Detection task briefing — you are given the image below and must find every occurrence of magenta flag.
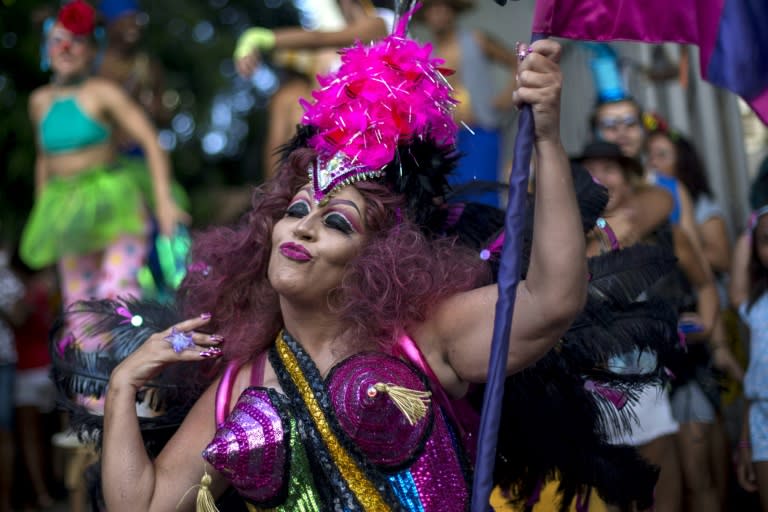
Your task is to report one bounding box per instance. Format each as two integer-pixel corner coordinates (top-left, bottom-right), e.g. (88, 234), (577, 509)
(532, 0), (768, 124)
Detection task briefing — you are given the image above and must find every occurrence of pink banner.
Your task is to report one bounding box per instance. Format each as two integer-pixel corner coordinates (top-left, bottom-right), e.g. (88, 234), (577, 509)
(532, 0), (724, 74)
(531, 0), (768, 158)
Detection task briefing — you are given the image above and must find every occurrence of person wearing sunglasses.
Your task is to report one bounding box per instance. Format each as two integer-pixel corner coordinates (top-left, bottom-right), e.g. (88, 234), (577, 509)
(590, 99), (702, 241)
(591, 101), (713, 307)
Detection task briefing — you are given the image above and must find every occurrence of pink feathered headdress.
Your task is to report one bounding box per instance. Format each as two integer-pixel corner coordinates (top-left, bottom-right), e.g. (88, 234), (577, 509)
(300, 6), (458, 204)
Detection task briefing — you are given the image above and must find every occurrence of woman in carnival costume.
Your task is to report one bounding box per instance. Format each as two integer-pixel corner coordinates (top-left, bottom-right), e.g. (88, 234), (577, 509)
(52, 8), (681, 512)
(20, 0), (188, 314)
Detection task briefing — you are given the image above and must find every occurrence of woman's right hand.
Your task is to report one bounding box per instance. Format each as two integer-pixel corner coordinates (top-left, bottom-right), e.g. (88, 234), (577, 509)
(110, 313), (223, 391)
(155, 196), (191, 238)
(235, 51), (261, 79)
(711, 344), (745, 382)
(737, 442), (758, 492)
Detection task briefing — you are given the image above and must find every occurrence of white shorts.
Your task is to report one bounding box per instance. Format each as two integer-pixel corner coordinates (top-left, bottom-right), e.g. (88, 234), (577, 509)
(670, 380), (716, 424)
(14, 366), (56, 412)
(609, 384), (679, 446)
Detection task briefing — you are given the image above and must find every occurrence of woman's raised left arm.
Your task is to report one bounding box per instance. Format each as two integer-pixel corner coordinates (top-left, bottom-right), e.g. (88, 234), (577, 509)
(415, 40), (587, 388)
(96, 78), (189, 236)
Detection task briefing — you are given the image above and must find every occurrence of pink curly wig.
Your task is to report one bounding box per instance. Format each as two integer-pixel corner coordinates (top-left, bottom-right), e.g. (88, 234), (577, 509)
(178, 148), (490, 363)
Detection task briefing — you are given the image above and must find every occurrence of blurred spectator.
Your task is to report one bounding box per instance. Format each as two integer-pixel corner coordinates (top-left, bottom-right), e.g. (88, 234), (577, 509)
(577, 140), (685, 512)
(235, 0), (395, 178)
(97, 0), (174, 156)
(647, 130), (731, 273)
(591, 99), (707, 267)
(731, 154), (768, 310)
(648, 127), (747, 509)
(416, 0), (518, 207)
(20, 0), (188, 313)
(0, 245), (27, 512)
(731, 206), (768, 510)
(12, 255), (59, 511)
(234, 0), (393, 80)
(576, 141), (673, 249)
(261, 50), (338, 176)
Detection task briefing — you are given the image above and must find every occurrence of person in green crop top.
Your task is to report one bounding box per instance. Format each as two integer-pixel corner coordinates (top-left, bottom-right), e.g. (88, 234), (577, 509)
(21, 0), (189, 349)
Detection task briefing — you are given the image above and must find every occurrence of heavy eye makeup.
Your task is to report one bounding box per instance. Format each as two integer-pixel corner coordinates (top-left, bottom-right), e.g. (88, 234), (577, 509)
(323, 211), (355, 235)
(284, 199), (357, 235)
(285, 199), (310, 218)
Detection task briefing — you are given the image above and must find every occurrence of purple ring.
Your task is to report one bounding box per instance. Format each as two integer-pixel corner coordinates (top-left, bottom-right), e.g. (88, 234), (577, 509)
(164, 327), (195, 353)
(516, 44), (534, 61)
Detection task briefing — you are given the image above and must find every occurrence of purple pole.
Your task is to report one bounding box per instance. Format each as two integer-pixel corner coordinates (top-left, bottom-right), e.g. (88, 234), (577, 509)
(470, 32), (547, 512)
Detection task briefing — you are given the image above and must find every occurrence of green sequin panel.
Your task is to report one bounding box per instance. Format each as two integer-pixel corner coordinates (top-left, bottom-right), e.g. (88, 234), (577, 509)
(246, 416), (323, 512)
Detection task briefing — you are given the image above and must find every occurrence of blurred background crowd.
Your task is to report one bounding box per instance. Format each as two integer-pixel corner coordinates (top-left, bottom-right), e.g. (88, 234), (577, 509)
(0, 0), (767, 511)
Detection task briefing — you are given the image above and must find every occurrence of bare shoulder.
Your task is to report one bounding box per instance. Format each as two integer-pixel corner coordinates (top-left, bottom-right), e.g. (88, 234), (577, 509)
(85, 76), (124, 95)
(28, 86), (53, 120)
(214, 359), (266, 415)
(86, 77), (139, 117)
(634, 183), (673, 211)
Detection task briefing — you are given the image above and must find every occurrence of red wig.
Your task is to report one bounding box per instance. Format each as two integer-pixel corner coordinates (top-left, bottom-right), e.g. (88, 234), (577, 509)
(178, 148), (490, 363)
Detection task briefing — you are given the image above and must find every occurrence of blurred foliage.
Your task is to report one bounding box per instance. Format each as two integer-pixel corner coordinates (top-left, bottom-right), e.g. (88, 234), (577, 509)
(0, 0), (302, 245)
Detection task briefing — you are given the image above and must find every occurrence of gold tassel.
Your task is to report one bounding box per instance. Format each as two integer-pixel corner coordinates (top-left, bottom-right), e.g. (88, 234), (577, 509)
(372, 382), (432, 425)
(177, 466), (219, 512)
(195, 469), (219, 512)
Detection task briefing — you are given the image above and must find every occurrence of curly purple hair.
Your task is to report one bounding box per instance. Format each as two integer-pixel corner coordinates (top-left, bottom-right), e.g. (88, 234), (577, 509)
(178, 148), (491, 363)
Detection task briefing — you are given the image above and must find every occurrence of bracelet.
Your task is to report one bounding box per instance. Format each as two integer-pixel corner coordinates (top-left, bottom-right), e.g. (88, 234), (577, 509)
(234, 27), (276, 60)
(595, 217), (620, 251)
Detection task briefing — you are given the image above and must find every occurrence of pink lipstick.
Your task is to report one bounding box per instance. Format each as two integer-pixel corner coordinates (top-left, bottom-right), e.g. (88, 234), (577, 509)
(279, 242), (312, 262)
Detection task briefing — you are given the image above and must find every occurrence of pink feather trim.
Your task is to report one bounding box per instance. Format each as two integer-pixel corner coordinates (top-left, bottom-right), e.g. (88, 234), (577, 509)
(301, 9), (457, 173)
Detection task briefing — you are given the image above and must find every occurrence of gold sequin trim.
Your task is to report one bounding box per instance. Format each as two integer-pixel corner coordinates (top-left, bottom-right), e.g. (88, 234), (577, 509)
(276, 334), (392, 511)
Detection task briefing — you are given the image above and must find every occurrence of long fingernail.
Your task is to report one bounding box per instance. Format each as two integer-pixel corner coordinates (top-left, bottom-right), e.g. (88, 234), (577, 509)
(210, 334), (225, 343)
(200, 312), (212, 320)
(200, 347), (222, 358)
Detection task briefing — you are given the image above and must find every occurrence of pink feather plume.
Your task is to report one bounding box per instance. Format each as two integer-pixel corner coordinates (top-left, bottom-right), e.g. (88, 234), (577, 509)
(300, 9), (458, 172)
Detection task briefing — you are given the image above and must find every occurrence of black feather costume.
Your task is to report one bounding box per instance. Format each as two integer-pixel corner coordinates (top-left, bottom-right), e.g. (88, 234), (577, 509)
(49, 298), (214, 446)
(450, 163), (681, 511)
